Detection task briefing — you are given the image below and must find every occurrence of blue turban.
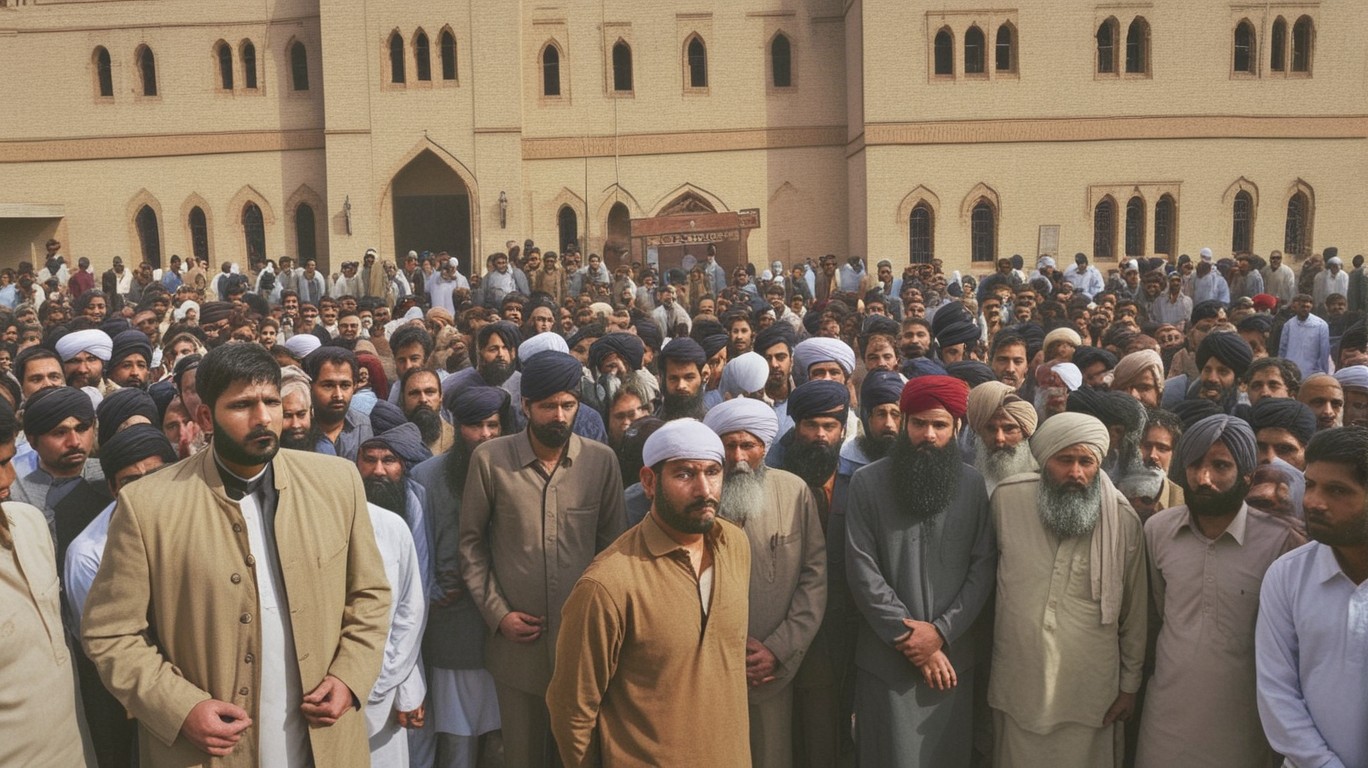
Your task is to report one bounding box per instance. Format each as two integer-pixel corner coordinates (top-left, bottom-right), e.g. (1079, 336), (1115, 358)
(109, 329), (153, 368)
(700, 333), (730, 359)
(901, 357), (947, 379)
(521, 351), (583, 402)
(589, 333), (644, 372)
(98, 423), (177, 483)
(787, 379), (850, 425)
(753, 324), (796, 355)
(369, 399), (407, 434)
(24, 386), (94, 436)
(96, 386), (159, 445)
(1171, 414), (1258, 487)
(659, 337), (707, 367)
(362, 422), (431, 470)
(861, 370), (906, 413)
(633, 318), (663, 352)
(446, 385), (509, 426)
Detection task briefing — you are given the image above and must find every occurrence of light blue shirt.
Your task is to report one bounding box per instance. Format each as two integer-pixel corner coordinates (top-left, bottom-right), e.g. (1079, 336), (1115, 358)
(1191, 271), (1231, 305)
(1256, 542), (1368, 768)
(1279, 314), (1331, 377)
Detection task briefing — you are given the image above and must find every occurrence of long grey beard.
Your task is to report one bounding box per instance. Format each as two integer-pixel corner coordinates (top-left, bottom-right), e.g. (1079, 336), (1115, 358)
(974, 440), (1038, 486)
(719, 462), (767, 527)
(1037, 473), (1103, 539)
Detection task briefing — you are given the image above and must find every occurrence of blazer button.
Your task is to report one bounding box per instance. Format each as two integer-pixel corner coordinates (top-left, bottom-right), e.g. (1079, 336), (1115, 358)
(231, 573), (242, 584)
(238, 687), (249, 696)
(233, 523), (243, 533)
(246, 555), (256, 567)
(240, 613), (252, 624)
(245, 653), (255, 664)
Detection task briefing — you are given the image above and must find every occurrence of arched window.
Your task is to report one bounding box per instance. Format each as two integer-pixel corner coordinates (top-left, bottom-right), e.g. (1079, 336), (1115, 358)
(216, 41), (234, 90)
(771, 34), (792, 87)
(414, 31), (432, 81)
(1270, 17), (1287, 72)
(909, 203), (934, 264)
(1232, 191), (1254, 255)
(242, 41), (258, 89)
(136, 45), (158, 96)
(686, 36), (707, 88)
(242, 202), (266, 264)
(970, 201), (996, 263)
(94, 47), (114, 98)
(136, 206), (162, 269)
(995, 24), (1016, 73)
(290, 41), (309, 90)
(1154, 195), (1176, 256)
(964, 26), (986, 75)
(1093, 197), (1116, 261)
(542, 44), (561, 96)
(189, 206), (209, 262)
(612, 41), (633, 92)
(440, 30), (457, 81)
(1291, 16), (1313, 73)
(1285, 191), (1310, 258)
(1126, 18), (1149, 74)
(295, 203), (317, 263)
(558, 206), (579, 254)
(1096, 18), (1118, 74)
(389, 32), (406, 84)
(1125, 196), (1146, 256)
(933, 28), (954, 76)
(1233, 21), (1255, 73)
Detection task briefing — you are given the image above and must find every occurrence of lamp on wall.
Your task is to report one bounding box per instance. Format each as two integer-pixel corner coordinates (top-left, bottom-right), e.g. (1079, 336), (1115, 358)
(499, 191), (508, 229)
(343, 196), (352, 235)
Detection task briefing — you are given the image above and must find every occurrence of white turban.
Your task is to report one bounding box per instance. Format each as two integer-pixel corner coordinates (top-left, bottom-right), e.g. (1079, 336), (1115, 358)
(1052, 362), (1083, 391)
(1038, 256), (1056, 269)
(1030, 412), (1110, 466)
(1199, 247), (1213, 262)
(285, 334), (322, 358)
(1334, 365), (1368, 392)
(520, 331), (570, 361)
(1328, 256), (1343, 267)
(173, 300), (199, 323)
(721, 352), (770, 397)
(793, 337), (855, 377)
(447, 257), (460, 269)
(704, 397), (779, 450)
(642, 418), (724, 468)
(403, 306), (424, 322)
(55, 329), (113, 362)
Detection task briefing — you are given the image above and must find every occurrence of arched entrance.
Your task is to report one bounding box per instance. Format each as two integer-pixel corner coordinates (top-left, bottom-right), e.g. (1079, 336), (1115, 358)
(391, 149), (472, 274)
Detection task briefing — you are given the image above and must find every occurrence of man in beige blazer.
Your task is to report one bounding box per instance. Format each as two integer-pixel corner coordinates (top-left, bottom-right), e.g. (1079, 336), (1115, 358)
(83, 342), (391, 767)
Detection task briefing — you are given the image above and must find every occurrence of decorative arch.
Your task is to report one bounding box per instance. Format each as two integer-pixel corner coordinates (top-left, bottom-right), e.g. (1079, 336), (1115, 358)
(214, 39), (234, 90)
(378, 138), (482, 265)
(683, 33), (708, 89)
(959, 182), (1001, 222)
(438, 26), (458, 82)
(179, 193), (215, 261)
(595, 184), (646, 223)
(897, 185), (942, 229)
(1222, 176), (1259, 210)
(540, 39), (564, 97)
(549, 187), (587, 225)
(225, 185), (275, 265)
(124, 189), (165, 268)
(1283, 178), (1315, 258)
(285, 36), (310, 91)
(768, 30), (794, 88)
(285, 184), (327, 262)
(652, 183), (728, 216)
(387, 29), (407, 84)
(413, 27), (432, 81)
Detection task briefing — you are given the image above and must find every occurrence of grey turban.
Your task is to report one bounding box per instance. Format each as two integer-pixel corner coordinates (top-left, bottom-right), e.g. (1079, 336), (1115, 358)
(793, 337), (856, 377)
(720, 352), (769, 397)
(642, 418), (724, 468)
(704, 397), (779, 451)
(1030, 412), (1110, 466)
(1171, 414), (1257, 487)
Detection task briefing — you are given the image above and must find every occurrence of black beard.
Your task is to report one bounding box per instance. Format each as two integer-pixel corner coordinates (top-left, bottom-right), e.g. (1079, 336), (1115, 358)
(857, 432), (897, 462)
(901, 344), (926, 359)
(408, 405), (443, 444)
(660, 390), (707, 421)
(530, 419), (572, 449)
(480, 360), (514, 387)
(783, 437), (841, 488)
(653, 477), (718, 534)
(442, 438), (474, 497)
(214, 424), (279, 469)
(1187, 479), (1250, 519)
(280, 426), (319, 451)
(364, 477), (408, 518)
(887, 433), (963, 523)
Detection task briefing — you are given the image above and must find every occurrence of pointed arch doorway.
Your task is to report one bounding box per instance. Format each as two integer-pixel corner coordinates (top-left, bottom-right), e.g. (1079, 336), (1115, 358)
(391, 149), (472, 275)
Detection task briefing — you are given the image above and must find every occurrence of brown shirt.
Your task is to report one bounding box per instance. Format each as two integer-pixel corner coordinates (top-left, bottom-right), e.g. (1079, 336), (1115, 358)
(547, 514), (751, 767)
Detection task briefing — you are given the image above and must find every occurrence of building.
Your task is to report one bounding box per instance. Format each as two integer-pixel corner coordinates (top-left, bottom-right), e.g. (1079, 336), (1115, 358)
(0, 0), (1362, 279)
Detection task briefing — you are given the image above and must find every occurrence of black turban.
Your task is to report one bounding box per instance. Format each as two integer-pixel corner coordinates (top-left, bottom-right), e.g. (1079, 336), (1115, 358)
(522, 351), (583, 402)
(362, 423), (431, 469)
(1003, 322), (1045, 360)
(1237, 314), (1274, 335)
(173, 354), (201, 392)
(589, 333), (644, 373)
(901, 357), (947, 379)
(96, 387), (159, 446)
(24, 386), (94, 436)
(931, 303), (974, 337)
(1191, 300), (1227, 325)
(861, 315), (900, 338)
(1171, 397), (1223, 429)
(787, 379), (850, 425)
(802, 308), (824, 336)
(1197, 331), (1254, 377)
(98, 423), (177, 483)
(700, 333), (730, 359)
(109, 329), (153, 369)
(1073, 345), (1118, 372)
(1249, 397), (1317, 447)
(446, 385), (508, 426)
(754, 324), (796, 355)
(633, 318), (663, 352)
(860, 370), (905, 413)
(1067, 387), (1146, 434)
(369, 399), (407, 435)
(690, 318), (726, 342)
(477, 322), (522, 358)
(945, 360), (996, 388)
(148, 380), (177, 424)
(199, 301), (235, 324)
(659, 337), (707, 367)
(99, 317), (131, 337)
(567, 322), (605, 351)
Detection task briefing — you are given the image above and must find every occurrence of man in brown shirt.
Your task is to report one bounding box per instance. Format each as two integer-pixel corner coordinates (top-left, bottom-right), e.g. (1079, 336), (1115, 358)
(458, 351), (626, 767)
(548, 418), (751, 767)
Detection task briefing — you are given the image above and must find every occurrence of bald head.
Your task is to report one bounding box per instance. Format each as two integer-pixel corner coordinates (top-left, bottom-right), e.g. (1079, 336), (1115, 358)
(1298, 374), (1344, 431)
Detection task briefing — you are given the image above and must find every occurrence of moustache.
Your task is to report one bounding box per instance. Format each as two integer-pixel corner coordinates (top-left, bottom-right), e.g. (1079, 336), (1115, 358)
(685, 498), (719, 515)
(245, 428), (276, 442)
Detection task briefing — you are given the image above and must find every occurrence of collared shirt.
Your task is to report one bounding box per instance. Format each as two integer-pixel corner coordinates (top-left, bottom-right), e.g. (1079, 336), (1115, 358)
(1190, 271), (1231, 305)
(13, 460), (104, 533)
(1279, 313), (1331, 377)
(322, 408), (374, 462)
(1256, 542), (1368, 768)
(1137, 504), (1302, 768)
(63, 500), (117, 631)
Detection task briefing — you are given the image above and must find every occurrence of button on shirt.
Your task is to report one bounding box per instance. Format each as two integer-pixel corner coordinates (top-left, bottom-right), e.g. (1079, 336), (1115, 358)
(1256, 542), (1368, 768)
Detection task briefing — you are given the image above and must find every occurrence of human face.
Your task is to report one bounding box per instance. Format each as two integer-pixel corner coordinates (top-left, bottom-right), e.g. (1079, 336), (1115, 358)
(1302, 459), (1368, 547)
(664, 358), (704, 398)
(1299, 379), (1344, 430)
(34, 416), (94, 476)
(403, 371), (442, 415)
(109, 353), (150, 389)
(63, 351), (105, 388)
(1044, 444), (1100, 491)
(1185, 440), (1243, 498)
(529, 306), (555, 334)
(900, 324), (931, 358)
(281, 389), (312, 444)
(940, 343), (966, 365)
(991, 342), (1028, 390)
(761, 343), (791, 388)
(720, 431), (766, 473)
(1140, 425), (1175, 471)
(729, 321), (754, 355)
(698, 298), (716, 316)
(863, 338), (898, 372)
(479, 334), (513, 367)
(704, 349), (727, 390)
(1344, 389), (1368, 428)
(980, 410), (1024, 451)
(645, 458), (723, 535)
(607, 393), (649, 446)
(310, 361), (355, 424)
(1293, 296), (1313, 320)
(283, 295), (299, 315)
(807, 361), (846, 383)
(320, 306), (338, 326)
(20, 357), (65, 399)
(795, 415), (844, 448)
(393, 342), (427, 379)
(1199, 357), (1236, 401)
(1247, 366), (1289, 404)
(300, 306), (319, 327)
(357, 446), (405, 484)
(82, 296), (107, 322)
(259, 324), (278, 347)
(1256, 427), (1306, 470)
(525, 392), (578, 449)
(337, 315), (362, 340)
(503, 304), (523, 325)
(1125, 368), (1161, 409)
(206, 380), (282, 475)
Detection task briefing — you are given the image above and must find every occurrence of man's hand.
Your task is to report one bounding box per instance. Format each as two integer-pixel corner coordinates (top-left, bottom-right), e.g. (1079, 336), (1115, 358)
(895, 618), (944, 666)
(301, 675), (354, 727)
(745, 637), (779, 687)
(498, 611), (544, 643)
(181, 699), (251, 757)
(1103, 691), (1137, 725)
(397, 704), (426, 729)
(917, 650), (957, 691)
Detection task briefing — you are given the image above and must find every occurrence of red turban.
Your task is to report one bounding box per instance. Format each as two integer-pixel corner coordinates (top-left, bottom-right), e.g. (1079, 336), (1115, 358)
(1251, 293), (1278, 312)
(899, 375), (969, 420)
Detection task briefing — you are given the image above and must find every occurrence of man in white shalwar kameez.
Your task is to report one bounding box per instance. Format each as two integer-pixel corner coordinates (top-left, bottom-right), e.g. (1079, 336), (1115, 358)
(365, 502), (429, 767)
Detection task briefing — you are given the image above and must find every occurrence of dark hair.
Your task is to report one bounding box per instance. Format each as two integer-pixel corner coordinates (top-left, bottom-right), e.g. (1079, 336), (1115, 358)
(1305, 427), (1368, 489)
(399, 366), (441, 397)
(195, 343), (282, 409)
(302, 346), (358, 382)
(14, 345), (59, 382)
(390, 325), (435, 360)
(0, 396), (16, 445)
(990, 331), (1027, 359)
(1243, 357), (1303, 396)
(1144, 408), (1184, 443)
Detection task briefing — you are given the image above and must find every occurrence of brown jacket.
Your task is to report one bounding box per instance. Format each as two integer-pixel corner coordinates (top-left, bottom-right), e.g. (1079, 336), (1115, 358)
(82, 448), (391, 767)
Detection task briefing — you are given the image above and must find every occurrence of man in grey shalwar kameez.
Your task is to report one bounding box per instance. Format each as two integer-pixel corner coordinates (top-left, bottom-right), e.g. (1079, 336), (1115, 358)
(845, 375), (997, 766)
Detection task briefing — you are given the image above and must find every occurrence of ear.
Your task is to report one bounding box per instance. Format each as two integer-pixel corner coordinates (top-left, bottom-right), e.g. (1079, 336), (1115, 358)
(639, 465), (656, 499)
(194, 401), (214, 435)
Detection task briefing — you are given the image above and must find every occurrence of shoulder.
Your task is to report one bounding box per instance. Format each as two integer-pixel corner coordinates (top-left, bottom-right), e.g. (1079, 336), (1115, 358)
(410, 453), (445, 483)
(2, 501), (48, 537)
(1143, 504), (1187, 541)
(764, 466), (810, 497)
(275, 449), (363, 483)
(1265, 540), (1320, 580)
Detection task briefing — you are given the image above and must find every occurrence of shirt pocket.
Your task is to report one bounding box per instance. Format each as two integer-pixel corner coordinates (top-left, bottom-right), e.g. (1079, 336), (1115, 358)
(766, 529), (802, 584)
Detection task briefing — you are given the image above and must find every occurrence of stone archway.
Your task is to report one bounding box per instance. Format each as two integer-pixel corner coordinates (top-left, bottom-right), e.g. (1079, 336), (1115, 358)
(388, 149), (473, 275)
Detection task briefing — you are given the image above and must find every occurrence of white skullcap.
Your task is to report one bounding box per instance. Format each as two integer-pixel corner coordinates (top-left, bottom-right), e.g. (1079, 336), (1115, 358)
(704, 397), (780, 450)
(642, 418), (724, 469)
(1328, 256), (1343, 267)
(793, 337), (856, 377)
(447, 257), (459, 269)
(173, 300), (199, 323)
(1199, 247), (1213, 262)
(403, 306), (424, 321)
(1053, 362), (1083, 391)
(1038, 256), (1056, 269)
(1333, 365), (1368, 392)
(761, 269), (773, 281)
(285, 334), (322, 358)
(520, 331), (570, 361)
(407, 250), (419, 259)
(55, 329), (113, 362)
(721, 352), (770, 397)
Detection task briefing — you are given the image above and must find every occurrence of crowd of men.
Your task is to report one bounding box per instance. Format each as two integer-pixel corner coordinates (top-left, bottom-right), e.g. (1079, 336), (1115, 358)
(1, 237), (1366, 768)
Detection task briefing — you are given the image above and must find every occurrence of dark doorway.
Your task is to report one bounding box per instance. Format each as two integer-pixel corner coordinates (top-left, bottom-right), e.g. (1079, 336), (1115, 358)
(136, 205), (162, 268)
(557, 206), (578, 254)
(392, 150), (471, 275)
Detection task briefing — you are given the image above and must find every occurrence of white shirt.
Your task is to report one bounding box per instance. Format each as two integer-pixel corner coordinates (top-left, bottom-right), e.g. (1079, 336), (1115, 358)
(64, 501), (116, 631)
(365, 503), (428, 767)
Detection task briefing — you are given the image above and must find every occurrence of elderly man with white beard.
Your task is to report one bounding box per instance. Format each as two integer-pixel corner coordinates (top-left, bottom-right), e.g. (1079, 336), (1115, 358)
(703, 398), (827, 768)
(989, 412), (1148, 767)
(966, 381), (1039, 495)
(845, 375), (997, 767)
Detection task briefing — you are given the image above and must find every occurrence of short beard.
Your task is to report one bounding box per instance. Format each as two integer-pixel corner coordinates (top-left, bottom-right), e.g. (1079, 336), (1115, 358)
(653, 477), (718, 534)
(857, 431), (898, 462)
(719, 462), (766, 527)
(364, 477), (407, 518)
(530, 418), (572, 449)
(1187, 479), (1250, 519)
(214, 424), (280, 469)
(280, 427), (318, 452)
(408, 405), (443, 444)
(1038, 472), (1103, 538)
(660, 390), (707, 421)
(783, 438), (841, 488)
(480, 359), (514, 387)
(974, 440), (1037, 485)
(888, 433), (963, 522)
